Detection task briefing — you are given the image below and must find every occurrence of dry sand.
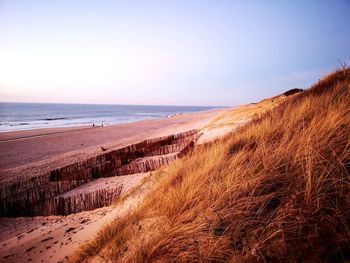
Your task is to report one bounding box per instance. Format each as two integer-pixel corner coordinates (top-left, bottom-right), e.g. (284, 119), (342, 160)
(0, 172), (150, 263)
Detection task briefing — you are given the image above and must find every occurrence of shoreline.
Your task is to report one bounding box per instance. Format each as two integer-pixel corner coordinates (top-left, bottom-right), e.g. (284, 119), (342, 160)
(0, 108), (224, 142)
(0, 108), (229, 171)
(0, 102), (224, 135)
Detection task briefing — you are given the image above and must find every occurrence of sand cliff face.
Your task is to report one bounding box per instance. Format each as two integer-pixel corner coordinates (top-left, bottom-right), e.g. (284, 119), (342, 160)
(0, 130), (199, 217)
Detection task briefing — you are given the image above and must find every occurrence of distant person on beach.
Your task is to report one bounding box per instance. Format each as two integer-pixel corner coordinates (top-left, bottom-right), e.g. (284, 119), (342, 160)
(93, 123), (95, 127)
(102, 123), (104, 127)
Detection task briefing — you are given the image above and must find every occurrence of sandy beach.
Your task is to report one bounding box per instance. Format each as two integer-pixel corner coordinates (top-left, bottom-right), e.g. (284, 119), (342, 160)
(0, 109), (227, 171)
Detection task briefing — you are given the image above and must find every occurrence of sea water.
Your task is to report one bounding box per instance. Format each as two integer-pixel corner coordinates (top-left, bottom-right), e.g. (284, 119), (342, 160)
(0, 102), (217, 132)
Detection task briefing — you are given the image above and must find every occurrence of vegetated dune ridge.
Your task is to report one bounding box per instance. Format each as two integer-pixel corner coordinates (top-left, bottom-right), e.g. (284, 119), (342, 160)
(74, 68), (350, 263)
(0, 98), (290, 262)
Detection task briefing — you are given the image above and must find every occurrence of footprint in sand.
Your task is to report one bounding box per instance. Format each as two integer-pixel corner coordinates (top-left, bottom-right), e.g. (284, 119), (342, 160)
(3, 254), (14, 259)
(26, 228), (37, 234)
(65, 227), (76, 234)
(80, 218), (90, 224)
(25, 246), (36, 253)
(17, 234), (25, 240)
(41, 237), (53, 242)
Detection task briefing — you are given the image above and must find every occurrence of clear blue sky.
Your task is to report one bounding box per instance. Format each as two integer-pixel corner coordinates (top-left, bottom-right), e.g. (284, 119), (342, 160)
(0, 0), (349, 106)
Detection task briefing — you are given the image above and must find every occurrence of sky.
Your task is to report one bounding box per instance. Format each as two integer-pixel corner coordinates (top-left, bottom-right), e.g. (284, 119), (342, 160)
(0, 1), (349, 106)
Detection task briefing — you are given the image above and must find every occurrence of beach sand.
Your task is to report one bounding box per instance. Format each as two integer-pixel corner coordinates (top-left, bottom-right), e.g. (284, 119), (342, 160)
(0, 109), (227, 170)
(0, 172), (150, 263)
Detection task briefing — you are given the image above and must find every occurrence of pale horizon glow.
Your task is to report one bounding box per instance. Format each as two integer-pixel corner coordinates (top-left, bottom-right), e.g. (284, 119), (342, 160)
(0, 1), (349, 106)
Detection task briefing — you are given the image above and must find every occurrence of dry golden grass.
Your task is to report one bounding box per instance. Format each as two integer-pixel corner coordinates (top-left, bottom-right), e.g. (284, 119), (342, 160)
(201, 88), (301, 144)
(74, 68), (350, 263)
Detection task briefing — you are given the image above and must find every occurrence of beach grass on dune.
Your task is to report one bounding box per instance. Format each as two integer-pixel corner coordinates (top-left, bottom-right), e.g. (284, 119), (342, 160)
(73, 68), (350, 262)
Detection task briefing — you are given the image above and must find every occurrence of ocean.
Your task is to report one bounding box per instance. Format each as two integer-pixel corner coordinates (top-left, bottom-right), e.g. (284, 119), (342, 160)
(0, 102), (217, 133)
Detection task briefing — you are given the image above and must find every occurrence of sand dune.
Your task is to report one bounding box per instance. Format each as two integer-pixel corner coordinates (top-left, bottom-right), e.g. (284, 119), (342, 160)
(0, 97), (287, 262)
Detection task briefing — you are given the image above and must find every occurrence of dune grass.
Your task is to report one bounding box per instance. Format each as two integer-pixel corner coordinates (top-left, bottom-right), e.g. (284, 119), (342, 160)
(74, 68), (350, 262)
(204, 91), (289, 131)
